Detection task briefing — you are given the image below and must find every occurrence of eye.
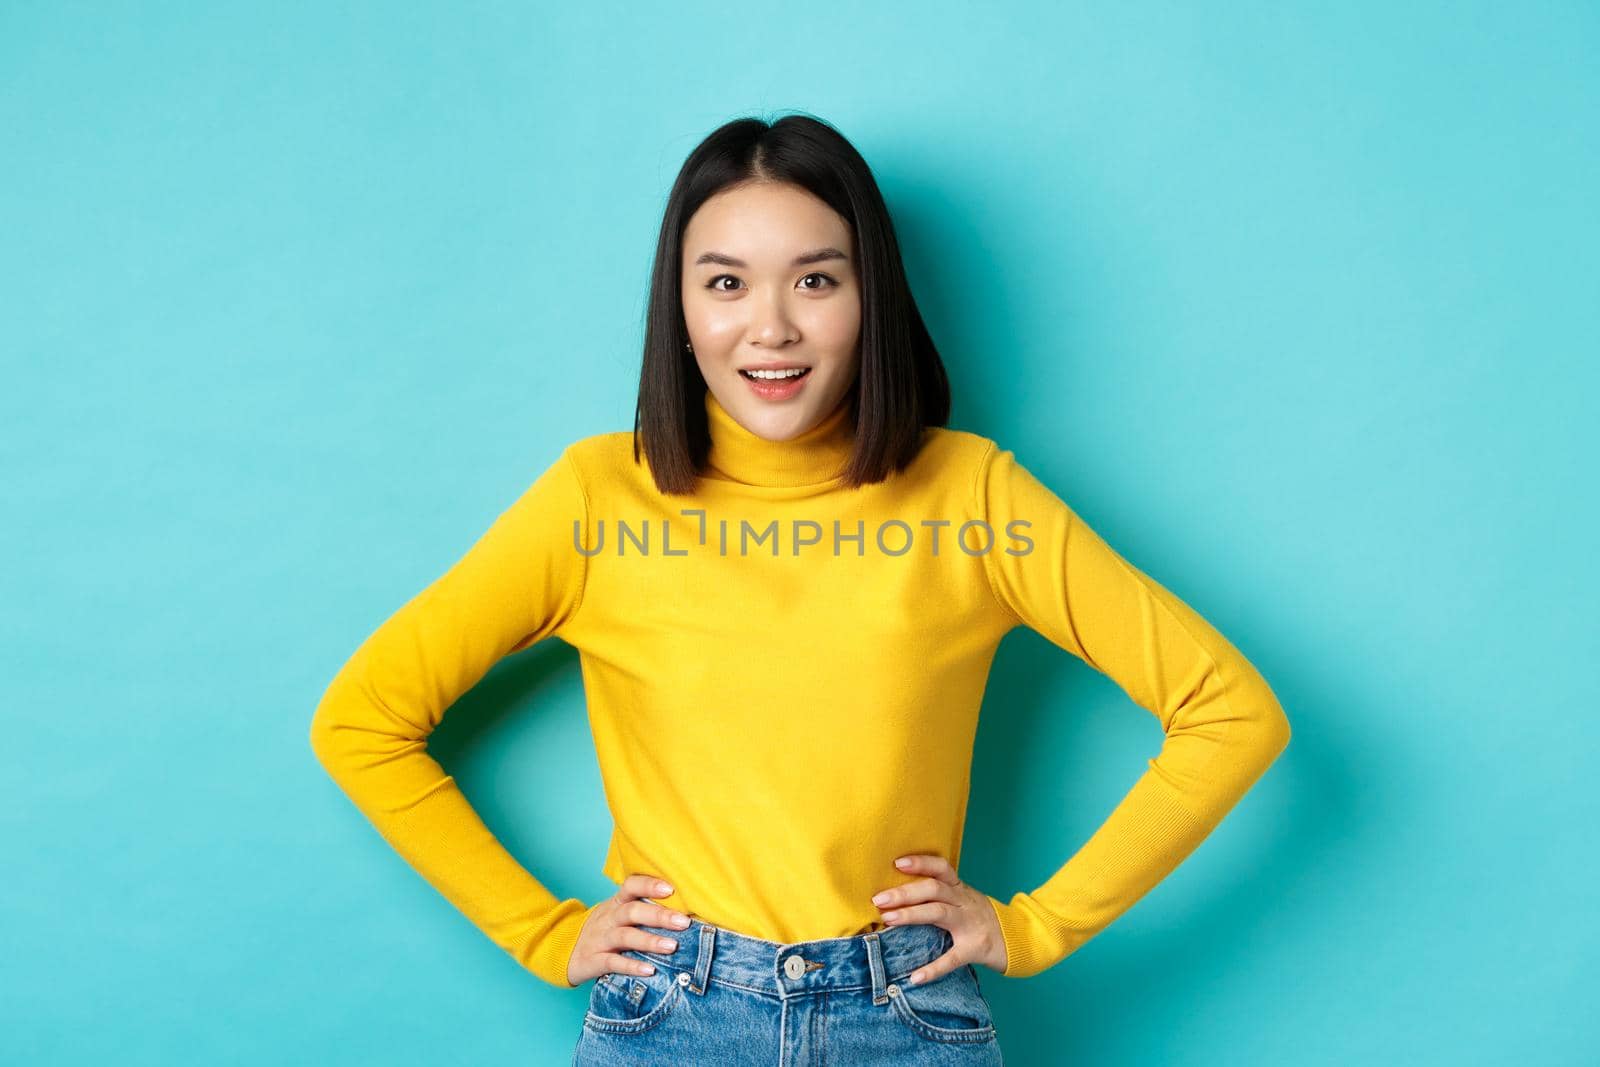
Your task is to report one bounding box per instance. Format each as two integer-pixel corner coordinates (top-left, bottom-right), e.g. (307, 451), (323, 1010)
(703, 273), (840, 292)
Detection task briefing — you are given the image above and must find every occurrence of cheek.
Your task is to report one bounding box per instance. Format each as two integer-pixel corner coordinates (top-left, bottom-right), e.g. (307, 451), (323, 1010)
(683, 309), (745, 350)
(804, 296), (860, 346)
(817, 314), (862, 356)
(699, 324), (747, 356)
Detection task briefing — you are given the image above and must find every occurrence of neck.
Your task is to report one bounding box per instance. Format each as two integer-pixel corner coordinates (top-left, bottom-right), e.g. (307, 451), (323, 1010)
(703, 388), (855, 488)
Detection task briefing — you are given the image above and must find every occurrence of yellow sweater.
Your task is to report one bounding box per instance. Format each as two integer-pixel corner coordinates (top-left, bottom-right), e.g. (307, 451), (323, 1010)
(310, 388), (1290, 988)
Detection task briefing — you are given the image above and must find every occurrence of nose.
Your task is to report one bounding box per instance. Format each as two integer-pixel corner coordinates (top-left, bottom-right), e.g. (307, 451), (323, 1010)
(748, 294), (798, 348)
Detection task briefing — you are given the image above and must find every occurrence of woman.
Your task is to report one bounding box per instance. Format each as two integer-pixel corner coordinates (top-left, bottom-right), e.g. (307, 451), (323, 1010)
(310, 113), (1291, 1064)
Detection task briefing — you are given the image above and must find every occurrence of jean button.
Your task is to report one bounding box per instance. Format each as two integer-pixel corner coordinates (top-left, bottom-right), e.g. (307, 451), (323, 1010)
(782, 954), (806, 980)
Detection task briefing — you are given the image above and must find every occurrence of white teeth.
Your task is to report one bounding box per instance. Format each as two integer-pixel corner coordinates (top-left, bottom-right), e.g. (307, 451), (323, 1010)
(744, 367), (809, 380)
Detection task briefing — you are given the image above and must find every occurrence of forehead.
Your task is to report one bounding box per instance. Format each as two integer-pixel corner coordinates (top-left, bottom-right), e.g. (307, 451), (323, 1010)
(683, 182), (852, 261)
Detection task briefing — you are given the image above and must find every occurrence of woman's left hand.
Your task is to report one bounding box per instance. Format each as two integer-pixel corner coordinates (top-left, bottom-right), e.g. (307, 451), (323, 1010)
(870, 853), (1008, 982)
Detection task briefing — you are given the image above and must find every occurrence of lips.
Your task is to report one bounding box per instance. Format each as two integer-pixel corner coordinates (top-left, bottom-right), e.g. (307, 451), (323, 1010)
(739, 365), (812, 399)
(739, 366), (812, 381)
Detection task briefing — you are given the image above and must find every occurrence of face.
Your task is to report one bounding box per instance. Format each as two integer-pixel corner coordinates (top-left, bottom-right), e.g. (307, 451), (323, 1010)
(680, 180), (861, 441)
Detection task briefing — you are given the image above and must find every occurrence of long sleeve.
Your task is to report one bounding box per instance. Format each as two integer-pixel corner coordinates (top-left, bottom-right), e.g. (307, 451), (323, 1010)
(309, 446), (600, 989)
(974, 442), (1291, 979)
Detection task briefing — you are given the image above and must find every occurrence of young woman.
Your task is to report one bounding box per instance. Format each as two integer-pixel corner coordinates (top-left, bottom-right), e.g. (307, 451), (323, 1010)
(311, 113), (1291, 1064)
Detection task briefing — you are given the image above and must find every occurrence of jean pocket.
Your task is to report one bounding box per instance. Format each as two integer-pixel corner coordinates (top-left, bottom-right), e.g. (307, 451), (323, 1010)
(886, 962), (998, 1045)
(583, 954), (686, 1036)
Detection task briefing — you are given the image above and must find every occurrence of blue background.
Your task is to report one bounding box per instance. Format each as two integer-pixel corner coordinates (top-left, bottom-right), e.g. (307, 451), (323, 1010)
(5, 3), (1595, 1064)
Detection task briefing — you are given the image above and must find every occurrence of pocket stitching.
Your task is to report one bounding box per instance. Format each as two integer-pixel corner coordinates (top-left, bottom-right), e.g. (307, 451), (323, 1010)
(886, 974), (997, 1045)
(583, 970), (684, 1035)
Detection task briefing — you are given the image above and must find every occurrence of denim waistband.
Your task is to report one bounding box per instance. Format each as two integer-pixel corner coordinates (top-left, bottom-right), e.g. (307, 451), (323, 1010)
(623, 916), (954, 1001)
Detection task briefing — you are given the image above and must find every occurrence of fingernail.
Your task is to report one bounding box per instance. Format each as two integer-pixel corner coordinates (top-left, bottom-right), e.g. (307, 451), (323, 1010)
(872, 892), (891, 906)
(672, 914), (690, 928)
(642, 964), (655, 975)
(658, 938), (677, 951)
(883, 910), (901, 922)
(656, 882), (672, 895)
(895, 857), (912, 868)
(909, 970), (924, 985)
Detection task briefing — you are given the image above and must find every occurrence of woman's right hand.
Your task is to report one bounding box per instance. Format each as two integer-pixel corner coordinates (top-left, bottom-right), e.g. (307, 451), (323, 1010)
(566, 873), (694, 986)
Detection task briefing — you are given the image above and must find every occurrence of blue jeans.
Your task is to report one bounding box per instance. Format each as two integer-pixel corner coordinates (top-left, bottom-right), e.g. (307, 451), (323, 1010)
(572, 915), (1003, 1065)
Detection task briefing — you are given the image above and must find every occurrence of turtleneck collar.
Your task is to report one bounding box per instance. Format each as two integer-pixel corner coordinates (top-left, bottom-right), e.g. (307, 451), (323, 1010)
(703, 388), (855, 488)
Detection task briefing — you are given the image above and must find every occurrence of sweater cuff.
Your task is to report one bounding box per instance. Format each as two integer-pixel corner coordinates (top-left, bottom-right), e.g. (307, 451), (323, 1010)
(985, 892), (1089, 979)
(525, 898), (606, 988)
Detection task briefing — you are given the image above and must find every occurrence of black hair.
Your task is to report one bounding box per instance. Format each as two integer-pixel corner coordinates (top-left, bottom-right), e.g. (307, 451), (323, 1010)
(632, 111), (951, 495)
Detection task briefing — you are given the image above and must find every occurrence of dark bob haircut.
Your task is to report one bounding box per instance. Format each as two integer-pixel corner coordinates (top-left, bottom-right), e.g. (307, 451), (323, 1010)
(632, 112), (951, 495)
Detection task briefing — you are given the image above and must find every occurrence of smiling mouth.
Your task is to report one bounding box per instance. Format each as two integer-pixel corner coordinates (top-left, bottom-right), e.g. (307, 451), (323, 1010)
(739, 367), (813, 381)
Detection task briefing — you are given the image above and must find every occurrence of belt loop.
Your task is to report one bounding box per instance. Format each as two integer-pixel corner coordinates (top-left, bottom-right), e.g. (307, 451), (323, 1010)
(864, 931), (889, 1005)
(689, 923), (717, 996)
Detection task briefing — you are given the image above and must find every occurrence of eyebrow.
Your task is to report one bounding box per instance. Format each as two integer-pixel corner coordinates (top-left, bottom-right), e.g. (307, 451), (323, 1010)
(691, 247), (850, 269)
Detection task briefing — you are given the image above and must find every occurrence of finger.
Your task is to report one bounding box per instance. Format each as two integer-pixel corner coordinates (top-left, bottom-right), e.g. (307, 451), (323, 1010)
(873, 876), (947, 910)
(620, 872), (674, 902)
(896, 853), (961, 887)
(614, 922), (682, 956)
(879, 900), (953, 928)
(622, 896), (687, 930)
(603, 950), (659, 977)
(651, 900), (693, 929)
(905, 949), (964, 987)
